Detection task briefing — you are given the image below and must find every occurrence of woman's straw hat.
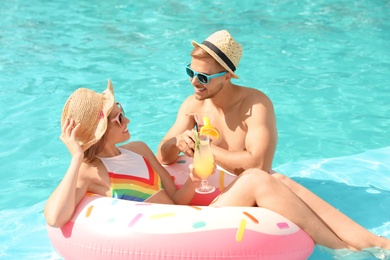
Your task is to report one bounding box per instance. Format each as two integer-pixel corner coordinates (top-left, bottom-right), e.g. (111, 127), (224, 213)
(192, 30), (242, 78)
(61, 80), (115, 151)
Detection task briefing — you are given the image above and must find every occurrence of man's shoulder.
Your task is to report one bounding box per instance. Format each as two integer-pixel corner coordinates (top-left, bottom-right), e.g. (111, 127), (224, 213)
(180, 94), (204, 110)
(183, 94), (198, 103)
(237, 85), (272, 103)
(238, 85), (265, 94)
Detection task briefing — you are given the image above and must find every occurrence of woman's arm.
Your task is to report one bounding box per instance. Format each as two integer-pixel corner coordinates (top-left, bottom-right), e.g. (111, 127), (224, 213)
(44, 119), (88, 227)
(124, 141), (200, 205)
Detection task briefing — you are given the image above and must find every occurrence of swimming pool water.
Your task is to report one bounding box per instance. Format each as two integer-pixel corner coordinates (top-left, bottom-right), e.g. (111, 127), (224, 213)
(0, 0), (389, 259)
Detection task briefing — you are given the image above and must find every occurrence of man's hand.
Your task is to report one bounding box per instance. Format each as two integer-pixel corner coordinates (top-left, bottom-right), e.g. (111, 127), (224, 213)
(175, 130), (196, 158)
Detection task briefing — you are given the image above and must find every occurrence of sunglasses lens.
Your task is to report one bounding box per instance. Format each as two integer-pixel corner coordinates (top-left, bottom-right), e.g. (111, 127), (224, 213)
(197, 74), (208, 84)
(186, 65), (209, 84)
(119, 113), (124, 125)
(186, 67), (194, 78)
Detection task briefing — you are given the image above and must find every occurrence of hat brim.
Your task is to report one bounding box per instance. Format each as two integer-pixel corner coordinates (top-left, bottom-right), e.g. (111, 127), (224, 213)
(81, 80), (115, 151)
(61, 80), (115, 152)
(192, 40), (239, 79)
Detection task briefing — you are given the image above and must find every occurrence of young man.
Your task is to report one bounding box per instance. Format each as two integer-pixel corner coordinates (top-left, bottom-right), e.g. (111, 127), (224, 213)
(157, 30), (277, 175)
(157, 30), (390, 253)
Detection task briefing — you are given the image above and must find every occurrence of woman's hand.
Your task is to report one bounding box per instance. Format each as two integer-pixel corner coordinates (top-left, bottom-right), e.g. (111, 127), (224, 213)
(189, 164), (202, 183)
(189, 155), (217, 181)
(60, 118), (83, 158)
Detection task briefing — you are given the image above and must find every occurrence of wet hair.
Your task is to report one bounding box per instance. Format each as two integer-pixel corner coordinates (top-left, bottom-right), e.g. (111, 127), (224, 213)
(190, 46), (225, 71)
(191, 45), (212, 58)
(83, 133), (107, 163)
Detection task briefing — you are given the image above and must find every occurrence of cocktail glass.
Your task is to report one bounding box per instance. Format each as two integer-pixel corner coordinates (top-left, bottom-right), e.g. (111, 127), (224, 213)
(194, 134), (215, 194)
(193, 113), (214, 132)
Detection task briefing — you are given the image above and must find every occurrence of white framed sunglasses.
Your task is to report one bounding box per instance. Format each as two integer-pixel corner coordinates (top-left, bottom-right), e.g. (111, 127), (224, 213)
(111, 102), (125, 127)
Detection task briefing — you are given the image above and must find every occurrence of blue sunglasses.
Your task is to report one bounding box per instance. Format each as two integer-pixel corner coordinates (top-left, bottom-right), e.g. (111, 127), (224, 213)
(186, 64), (227, 84)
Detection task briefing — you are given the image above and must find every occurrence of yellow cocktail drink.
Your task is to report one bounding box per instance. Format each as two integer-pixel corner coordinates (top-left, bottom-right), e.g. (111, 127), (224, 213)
(194, 138), (214, 178)
(194, 134), (216, 194)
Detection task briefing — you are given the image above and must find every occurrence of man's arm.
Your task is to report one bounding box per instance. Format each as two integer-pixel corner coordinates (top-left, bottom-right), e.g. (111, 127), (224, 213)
(157, 97), (197, 164)
(212, 94), (277, 174)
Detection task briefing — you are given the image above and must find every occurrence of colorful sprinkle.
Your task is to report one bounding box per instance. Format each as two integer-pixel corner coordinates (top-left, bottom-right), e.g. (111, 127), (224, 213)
(242, 211), (259, 224)
(193, 221), (206, 228)
(128, 213), (143, 227)
(236, 219), (247, 242)
(107, 217), (116, 223)
(111, 199), (119, 205)
(219, 170), (225, 191)
(85, 205), (93, 218)
(150, 212), (176, 219)
(277, 222), (290, 229)
(190, 206), (202, 210)
(177, 160), (186, 164)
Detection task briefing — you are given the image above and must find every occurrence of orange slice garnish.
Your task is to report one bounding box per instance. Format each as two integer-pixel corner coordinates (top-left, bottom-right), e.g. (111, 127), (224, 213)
(199, 116), (220, 139)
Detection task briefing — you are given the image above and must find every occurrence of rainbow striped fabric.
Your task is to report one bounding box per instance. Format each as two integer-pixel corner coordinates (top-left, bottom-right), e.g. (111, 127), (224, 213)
(108, 156), (162, 201)
(97, 148), (163, 202)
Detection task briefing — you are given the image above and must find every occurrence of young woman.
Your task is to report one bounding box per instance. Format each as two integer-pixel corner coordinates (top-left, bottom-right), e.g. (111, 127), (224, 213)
(45, 80), (389, 256)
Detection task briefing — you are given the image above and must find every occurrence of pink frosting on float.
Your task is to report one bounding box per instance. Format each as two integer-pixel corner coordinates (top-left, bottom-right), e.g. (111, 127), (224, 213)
(47, 156), (315, 259)
(49, 223), (313, 260)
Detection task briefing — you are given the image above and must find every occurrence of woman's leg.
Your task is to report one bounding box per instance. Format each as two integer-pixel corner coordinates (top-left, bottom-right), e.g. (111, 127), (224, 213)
(272, 173), (390, 250)
(211, 168), (355, 250)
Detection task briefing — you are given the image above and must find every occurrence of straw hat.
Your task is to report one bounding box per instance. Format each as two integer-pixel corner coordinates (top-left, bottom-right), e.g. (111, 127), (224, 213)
(61, 80), (115, 151)
(192, 30), (242, 79)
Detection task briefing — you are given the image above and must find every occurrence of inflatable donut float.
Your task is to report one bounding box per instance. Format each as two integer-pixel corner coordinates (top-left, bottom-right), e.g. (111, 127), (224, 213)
(47, 156), (315, 259)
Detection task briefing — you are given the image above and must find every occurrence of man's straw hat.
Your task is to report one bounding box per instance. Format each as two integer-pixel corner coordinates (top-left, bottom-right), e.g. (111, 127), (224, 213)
(192, 30), (242, 78)
(61, 80), (115, 151)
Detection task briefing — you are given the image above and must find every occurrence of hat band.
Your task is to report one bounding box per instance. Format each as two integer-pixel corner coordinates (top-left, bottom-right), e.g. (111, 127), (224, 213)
(202, 41), (236, 72)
